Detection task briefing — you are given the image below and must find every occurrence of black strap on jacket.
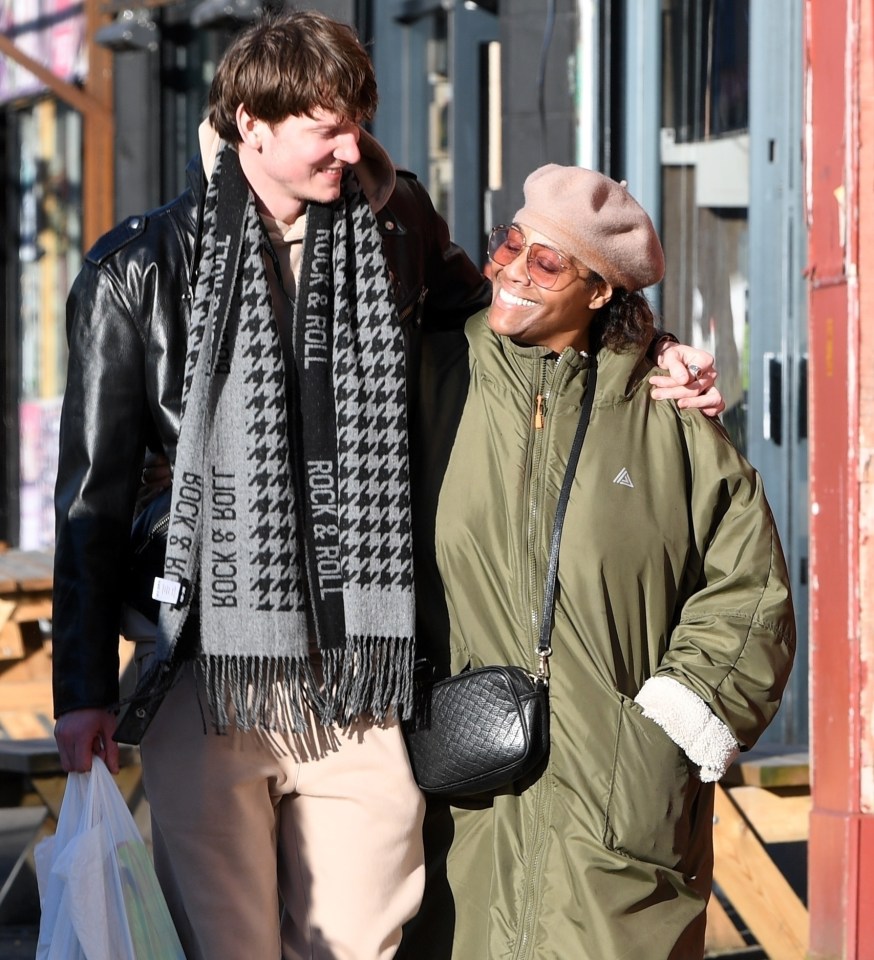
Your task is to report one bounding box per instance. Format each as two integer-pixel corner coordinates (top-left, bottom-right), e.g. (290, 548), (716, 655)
(537, 363), (598, 667)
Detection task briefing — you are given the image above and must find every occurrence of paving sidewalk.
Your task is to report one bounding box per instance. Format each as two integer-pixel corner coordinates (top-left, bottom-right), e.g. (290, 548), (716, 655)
(0, 805), (42, 958)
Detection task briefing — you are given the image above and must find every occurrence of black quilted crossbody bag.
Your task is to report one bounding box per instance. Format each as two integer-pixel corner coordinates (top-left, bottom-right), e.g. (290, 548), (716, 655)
(403, 364), (597, 798)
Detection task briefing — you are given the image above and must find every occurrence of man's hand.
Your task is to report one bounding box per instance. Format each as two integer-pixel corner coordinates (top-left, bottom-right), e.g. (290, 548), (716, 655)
(55, 708), (120, 774)
(650, 343), (725, 418)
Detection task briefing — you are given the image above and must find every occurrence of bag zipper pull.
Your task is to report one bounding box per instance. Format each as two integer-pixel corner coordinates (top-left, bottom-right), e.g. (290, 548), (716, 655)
(534, 394), (545, 429)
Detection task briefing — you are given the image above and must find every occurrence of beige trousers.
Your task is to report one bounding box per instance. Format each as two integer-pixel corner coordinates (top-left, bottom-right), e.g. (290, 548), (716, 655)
(136, 653), (425, 960)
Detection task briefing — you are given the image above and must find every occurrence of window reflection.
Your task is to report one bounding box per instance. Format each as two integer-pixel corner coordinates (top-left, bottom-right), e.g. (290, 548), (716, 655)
(660, 0), (750, 452)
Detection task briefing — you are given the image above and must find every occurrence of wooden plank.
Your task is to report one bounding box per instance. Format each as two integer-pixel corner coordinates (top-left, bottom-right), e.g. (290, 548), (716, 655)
(28, 773), (67, 824)
(0, 643), (52, 682)
(0, 681), (55, 712)
(2, 634), (131, 677)
(712, 785), (808, 960)
(0, 598), (15, 629)
(0, 549), (54, 592)
(0, 738), (66, 774)
(0, 737), (140, 775)
(722, 748), (810, 789)
(728, 785), (812, 844)
(0, 606), (25, 660)
(0, 711), (55, 740)
(9, 596), (52, 622)
(704, 893), (747, 954)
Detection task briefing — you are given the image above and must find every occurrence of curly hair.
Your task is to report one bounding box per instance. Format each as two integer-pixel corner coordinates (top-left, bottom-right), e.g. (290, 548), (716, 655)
(208, 10), (378, 141)
(587, 282), (657, 353)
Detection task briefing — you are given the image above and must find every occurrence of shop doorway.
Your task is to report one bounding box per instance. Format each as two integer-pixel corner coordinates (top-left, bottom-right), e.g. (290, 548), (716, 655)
(654, 0), (808, 745)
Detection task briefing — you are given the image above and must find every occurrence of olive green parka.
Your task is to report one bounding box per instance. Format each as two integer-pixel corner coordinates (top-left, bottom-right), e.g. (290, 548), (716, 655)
(401, 311), (795, 960)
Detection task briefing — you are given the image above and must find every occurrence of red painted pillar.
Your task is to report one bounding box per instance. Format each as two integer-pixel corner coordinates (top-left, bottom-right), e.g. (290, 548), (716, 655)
(805, 0), (874, 955)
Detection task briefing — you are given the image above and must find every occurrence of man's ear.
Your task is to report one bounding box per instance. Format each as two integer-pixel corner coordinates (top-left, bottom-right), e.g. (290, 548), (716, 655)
(588, 280), (613, 312)
(236, 104), (263, 150)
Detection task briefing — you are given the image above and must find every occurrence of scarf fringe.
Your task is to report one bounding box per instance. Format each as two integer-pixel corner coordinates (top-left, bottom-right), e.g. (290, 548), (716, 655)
(198, 654), (323, 733)
(322, 637), (416, 724)
(197, 638), (415, 733)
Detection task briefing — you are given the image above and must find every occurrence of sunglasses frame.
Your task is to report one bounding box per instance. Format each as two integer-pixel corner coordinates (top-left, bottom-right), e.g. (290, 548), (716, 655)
(487, 223), (584, 291)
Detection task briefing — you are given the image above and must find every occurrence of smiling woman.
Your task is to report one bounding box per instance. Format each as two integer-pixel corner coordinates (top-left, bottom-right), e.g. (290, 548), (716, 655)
(486, 222), (609, 354)
(401, 164), (796, 960)
(484, 165), (665, 356)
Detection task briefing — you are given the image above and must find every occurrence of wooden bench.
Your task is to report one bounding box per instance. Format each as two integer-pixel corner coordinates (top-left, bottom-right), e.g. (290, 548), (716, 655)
(0, 546), (148, 920)
(0, 738), (144, 921)
(0, 549), (53, 663)
(0, 548), (56, 743)
(0, 543), (134, 741)
(705, 746), (810, 959)
(0, 739), (143, 822)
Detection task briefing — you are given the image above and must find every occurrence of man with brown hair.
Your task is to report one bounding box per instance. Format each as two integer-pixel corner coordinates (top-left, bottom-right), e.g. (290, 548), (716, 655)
(53, 12), (491, 959)
(52, 10), (719, 960)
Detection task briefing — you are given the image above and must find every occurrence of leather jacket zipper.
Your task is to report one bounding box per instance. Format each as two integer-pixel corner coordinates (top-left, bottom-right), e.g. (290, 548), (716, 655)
(398, 285), (428, 325)
(132, 502), (171, 557)
(149, 512), (170, 541)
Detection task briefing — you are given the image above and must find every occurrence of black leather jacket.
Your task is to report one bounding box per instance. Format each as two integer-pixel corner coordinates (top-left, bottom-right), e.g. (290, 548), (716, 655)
(53, 154), (491, 720)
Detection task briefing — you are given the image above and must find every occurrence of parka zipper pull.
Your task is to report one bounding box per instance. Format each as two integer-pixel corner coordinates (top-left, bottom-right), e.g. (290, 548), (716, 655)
(534, 394), (545, 429)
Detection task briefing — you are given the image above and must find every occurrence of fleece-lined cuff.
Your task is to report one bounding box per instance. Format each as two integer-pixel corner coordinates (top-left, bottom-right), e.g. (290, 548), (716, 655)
(634, 676), (739, 782)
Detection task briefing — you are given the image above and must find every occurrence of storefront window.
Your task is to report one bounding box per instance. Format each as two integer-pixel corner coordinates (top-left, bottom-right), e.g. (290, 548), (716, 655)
(663, 0), (749, 143)
(427, 12), (450, 221)
(660, 0), (750, 451)
(16, 100), (81, 549)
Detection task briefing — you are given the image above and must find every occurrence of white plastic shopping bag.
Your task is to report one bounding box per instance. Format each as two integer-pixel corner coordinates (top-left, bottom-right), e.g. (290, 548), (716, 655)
(34, 755), (185, 960)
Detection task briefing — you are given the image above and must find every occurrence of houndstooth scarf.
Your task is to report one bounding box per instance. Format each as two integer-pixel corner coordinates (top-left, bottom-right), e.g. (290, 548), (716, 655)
(155, 144), (415, 732)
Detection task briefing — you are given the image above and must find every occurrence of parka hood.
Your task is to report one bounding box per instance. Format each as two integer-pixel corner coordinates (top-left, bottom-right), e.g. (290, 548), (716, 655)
(465, 309), (654, 407)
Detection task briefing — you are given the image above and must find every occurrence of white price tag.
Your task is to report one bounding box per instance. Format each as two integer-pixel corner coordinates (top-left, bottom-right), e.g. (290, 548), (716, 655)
(152, 577), (185, 605)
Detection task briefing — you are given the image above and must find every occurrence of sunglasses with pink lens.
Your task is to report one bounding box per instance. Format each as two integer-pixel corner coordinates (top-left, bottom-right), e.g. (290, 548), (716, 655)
(487, 224), (583, 290)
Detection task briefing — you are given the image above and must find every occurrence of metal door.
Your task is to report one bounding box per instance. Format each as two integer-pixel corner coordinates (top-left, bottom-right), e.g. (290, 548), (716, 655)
(369, 0), (499, 262)
(746, 0), (807, 745)
(625, 0), (808, 745)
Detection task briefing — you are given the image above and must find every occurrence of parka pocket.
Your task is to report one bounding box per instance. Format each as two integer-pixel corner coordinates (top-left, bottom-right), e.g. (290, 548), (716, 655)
(603, 695), (700, 870)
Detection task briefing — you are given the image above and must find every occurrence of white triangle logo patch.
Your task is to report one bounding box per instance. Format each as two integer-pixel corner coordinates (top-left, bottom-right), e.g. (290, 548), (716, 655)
(613, 468), (634, 488)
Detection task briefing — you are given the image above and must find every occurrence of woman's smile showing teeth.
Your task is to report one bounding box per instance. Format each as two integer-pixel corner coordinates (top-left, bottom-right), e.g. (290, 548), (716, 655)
(498, 287), (537, 308)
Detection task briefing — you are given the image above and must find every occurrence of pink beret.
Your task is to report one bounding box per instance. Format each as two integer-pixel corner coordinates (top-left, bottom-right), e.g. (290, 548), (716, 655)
(513, 164), (665, 291)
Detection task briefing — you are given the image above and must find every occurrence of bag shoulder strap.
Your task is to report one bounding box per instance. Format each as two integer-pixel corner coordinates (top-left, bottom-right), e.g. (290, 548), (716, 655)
(537, 363), (598, 659)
